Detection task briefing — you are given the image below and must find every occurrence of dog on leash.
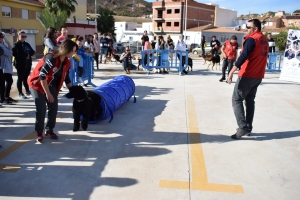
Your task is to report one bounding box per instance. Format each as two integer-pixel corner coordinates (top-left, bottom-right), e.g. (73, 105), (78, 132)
(112, 54), (122, 64)
(199, 53), (214, 65)
(66, 86), (103, 131)
(206, 55), (221, 70)
(182, 57), (193, 71)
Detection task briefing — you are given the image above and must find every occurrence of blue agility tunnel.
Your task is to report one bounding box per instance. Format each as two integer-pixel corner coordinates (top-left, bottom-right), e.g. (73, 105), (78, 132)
(91, 75), (136, 123)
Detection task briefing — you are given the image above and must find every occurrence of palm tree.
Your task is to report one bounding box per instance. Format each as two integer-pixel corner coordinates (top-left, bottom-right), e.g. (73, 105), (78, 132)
(44, 0), (78, 17)
(38, 8), (68, 30)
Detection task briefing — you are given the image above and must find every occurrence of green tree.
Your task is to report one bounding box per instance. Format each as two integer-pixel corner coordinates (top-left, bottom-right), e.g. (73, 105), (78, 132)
(270, 25), (300, 52)
(44, 0), (78, 17)
(38, 8), (68, 30)
(96, 6), (116, 35)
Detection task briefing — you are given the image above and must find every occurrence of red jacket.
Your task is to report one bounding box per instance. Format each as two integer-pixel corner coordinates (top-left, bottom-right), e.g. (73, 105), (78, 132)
(28, 53), (71, 94)
(238, 31), (269, 78)
(224, 40), (238, 60)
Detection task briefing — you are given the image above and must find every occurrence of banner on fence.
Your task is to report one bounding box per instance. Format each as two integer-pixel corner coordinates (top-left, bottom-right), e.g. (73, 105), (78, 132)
(279, 29), (300, 83)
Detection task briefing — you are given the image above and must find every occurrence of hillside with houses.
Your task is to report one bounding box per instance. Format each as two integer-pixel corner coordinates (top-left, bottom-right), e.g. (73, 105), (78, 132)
(87, 0), (152, 17)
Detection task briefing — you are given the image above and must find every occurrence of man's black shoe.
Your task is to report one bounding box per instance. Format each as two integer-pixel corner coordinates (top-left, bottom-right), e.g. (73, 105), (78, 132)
(219, 77), (225, 82)
(183, 70), (188, 74)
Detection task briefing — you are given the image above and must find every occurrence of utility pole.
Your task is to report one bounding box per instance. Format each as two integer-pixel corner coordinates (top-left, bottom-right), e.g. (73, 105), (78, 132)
(132, 0), (135, 12)
(95, 0), (97, 32)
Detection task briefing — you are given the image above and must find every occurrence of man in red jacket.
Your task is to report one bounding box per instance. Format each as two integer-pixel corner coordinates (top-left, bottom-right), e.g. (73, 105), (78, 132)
(227, 19), (269, 139)
(219, 35), (238, 82)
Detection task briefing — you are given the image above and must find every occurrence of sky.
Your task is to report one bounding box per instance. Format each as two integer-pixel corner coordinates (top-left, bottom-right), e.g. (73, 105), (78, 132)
(145, 0), (298, 16)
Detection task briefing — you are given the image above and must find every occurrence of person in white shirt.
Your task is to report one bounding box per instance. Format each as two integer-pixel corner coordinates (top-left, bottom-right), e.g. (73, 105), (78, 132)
(175, 35), (188, 74)
(84, 35), (94, 54)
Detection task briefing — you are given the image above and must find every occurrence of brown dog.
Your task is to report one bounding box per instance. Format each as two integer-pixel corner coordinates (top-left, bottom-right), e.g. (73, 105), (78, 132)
(199, 53), (214, 65)
(104, 56), (112, 64)
(206, 55), (221, 71)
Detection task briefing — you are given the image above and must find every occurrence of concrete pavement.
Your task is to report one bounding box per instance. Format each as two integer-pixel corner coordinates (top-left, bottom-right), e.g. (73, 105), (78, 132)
(0, 55), (300, 200)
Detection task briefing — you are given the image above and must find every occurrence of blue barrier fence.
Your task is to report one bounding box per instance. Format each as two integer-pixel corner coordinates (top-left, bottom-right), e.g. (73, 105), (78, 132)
(69, 54), (95, 86)
(141, 50), (189, 75)
(266, 53), (283, 72)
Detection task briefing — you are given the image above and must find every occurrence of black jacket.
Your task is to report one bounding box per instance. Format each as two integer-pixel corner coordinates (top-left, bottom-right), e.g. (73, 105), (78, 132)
(12, 40), (35, 67)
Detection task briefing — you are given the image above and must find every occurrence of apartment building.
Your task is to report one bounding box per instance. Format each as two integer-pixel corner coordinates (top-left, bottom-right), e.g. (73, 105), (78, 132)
(0, 0), (45, 52)
(152, 0), (215, 35)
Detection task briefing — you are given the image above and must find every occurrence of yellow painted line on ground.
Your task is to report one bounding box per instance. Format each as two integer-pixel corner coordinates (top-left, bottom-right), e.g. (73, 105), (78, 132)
(0, 108), (72, 173)
(159, 95), (244, 193)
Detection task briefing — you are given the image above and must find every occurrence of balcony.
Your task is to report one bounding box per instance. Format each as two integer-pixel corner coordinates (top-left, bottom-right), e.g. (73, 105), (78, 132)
(153, 27), (163, 32)
(154, 14), (165, 21)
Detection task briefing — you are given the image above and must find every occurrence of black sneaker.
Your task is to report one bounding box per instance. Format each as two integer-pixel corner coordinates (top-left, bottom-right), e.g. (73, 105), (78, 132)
(236, 128), (251, 136)
(3, 100), (12, 104)
(219, 77), (225, 82)
(25, 91), (31, 96)
(231, 129), (251, 139)
(183, 70), (188, 74)
(7, 97), (18, 102)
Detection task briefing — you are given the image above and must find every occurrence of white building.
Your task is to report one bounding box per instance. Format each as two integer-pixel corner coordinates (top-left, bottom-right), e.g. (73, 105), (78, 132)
(205, 3), (237, 27)
(115, 22), (154, 43)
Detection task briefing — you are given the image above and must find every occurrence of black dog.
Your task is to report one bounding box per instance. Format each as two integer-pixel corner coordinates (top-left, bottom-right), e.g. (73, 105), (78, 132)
(112, 54), (122, 64)
(206, 55), (221, 70)
(66, 86), (103, 131)
(182, 57), (193, 71)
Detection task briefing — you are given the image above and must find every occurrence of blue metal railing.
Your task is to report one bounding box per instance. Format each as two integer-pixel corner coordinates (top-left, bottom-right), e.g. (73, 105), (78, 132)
(69, 54), (95, 86)
(141, 49), (189, 75)
(266, 53), (283, 72)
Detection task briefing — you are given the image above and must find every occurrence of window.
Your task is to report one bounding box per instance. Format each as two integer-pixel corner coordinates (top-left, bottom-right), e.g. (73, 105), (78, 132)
(22, 9), (28, 19)
(186, 36), (190, 41)
(166, 22), (171, 26)
(167, 9), (172, 14)
(269, 22), (273, 26)
(175, 9), (180, 14)
(2, 6), (11, 17)
(36, 11), (41, 20)
(174, 22), (179, 26)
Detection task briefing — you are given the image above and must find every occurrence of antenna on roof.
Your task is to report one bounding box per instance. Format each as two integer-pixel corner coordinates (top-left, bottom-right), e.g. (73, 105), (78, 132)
(132, 0), (135, 12)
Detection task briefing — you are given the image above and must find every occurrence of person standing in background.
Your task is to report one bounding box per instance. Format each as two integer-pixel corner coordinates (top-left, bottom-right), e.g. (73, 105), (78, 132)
(175, 35), (188, 74)
(56, 26), (68, 45)
(44, 27), (59, 55)
(267, 33), (276, 53)
(12, 31), (35, 99)
(0, 32), (17, 104)
(219, 35), (238, 82)
(99, 33), (109, 64)
(201, 35), (206, 57)
(210, 36), (221, 56)
(107, 34), (114, 57)
(93, 33), (100, 70)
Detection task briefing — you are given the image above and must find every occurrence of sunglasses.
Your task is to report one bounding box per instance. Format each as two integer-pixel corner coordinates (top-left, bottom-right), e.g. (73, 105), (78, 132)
(246, 25), (255, 29)
(21, 36), (27, 38)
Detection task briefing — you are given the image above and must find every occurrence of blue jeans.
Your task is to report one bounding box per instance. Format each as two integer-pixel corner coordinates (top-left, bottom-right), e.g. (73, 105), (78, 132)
(100, 48), (108, 62)
(122, 62), (137, 71)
